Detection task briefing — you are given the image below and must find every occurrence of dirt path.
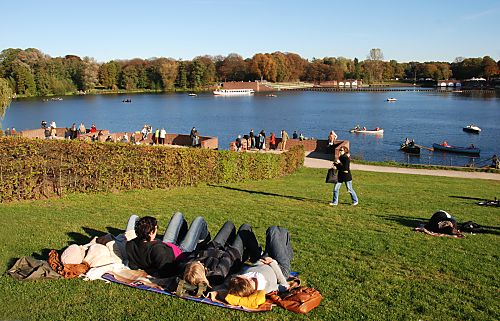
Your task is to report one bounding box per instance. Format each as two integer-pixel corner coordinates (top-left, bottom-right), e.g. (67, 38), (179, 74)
(304, 156), (500, 181)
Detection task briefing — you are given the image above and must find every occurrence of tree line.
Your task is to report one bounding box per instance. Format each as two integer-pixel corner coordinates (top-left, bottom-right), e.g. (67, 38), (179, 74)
(1, 47), (499, 98)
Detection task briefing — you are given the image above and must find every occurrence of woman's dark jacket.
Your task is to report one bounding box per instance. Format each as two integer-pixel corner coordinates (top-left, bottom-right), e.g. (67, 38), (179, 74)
(180, 242), (242, 286)
(335, 154), (353, 182)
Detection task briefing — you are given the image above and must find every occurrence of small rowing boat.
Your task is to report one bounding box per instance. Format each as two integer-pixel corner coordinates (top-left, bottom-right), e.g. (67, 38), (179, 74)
(387, 98), (397, 102)
(400, 143), (420, 154)
(432, 143), (480, 156)
(462, 124), (481, 134)
(349, 127), (384, 134)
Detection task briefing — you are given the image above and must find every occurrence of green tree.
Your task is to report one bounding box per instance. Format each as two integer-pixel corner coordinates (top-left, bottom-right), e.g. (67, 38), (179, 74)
(12, 61), (36, 96)
(0, 78), (12, 121)
(176, 61), (189, 90)
(364, 48), (385, 83)
(99, 61), (120, 89)
(120, 65), (139, 90)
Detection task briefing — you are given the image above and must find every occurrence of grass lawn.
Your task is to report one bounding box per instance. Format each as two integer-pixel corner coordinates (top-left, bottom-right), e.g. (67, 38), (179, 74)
(0, 168), (498, 320)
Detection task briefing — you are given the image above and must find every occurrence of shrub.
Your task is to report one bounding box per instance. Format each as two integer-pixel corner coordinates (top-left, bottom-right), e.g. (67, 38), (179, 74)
(0, 137), (304, 202)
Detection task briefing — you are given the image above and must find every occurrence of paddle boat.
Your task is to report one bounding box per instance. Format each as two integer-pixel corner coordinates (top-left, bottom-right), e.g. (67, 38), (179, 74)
(266, 94), (277, 97)
(188, 93), (197, 97)
(462, 124), (481, 134)
(349, 126), (384, 134)
(432, 142), (480, 156)
(386, 98), (397, 102)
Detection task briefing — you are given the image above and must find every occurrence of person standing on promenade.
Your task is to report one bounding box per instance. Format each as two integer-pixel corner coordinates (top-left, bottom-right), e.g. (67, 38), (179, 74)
(154, 128), (160, 145)
(330, 146), (358, 206)
(249, 129), (255, 149)
(79, 122), (86, 135)
(281, 129), (289, 151)
(328, 130), (338, 153)
(269, 132), (276, 150)
(159, 127), (166, 145)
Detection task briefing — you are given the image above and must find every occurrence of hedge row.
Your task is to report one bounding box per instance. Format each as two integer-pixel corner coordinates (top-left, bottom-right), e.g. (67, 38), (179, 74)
(0, 137), (304, 202)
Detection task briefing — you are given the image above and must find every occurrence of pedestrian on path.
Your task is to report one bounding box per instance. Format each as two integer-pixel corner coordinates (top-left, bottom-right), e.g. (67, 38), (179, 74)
(330, 146), (358, 206)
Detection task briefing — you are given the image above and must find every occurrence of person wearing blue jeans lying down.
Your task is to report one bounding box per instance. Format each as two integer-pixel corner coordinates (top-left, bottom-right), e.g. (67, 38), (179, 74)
(228, 226), (294, 296)
(125, 212), (209, 278)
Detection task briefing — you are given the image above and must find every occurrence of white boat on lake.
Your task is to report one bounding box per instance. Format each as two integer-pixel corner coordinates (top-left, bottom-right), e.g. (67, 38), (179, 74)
(349, 126), (384, 134)
(213, 89), (255, 96)
(387, 98), (397, 102)
(463, 124), (481, 134)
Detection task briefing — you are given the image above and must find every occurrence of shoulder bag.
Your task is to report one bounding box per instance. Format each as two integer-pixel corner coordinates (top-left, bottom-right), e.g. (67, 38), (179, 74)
(325, 168), (338, 184)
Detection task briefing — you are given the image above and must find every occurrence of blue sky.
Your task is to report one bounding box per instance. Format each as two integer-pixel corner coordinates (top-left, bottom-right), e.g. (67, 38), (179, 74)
(1, 0), (499, 63)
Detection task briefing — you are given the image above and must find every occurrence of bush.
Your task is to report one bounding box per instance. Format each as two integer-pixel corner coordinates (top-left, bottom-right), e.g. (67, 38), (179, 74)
(0, 137), (304, 202)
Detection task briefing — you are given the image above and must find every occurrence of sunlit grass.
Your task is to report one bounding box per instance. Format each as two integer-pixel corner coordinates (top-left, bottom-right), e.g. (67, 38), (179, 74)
(0, 168), (498, 320)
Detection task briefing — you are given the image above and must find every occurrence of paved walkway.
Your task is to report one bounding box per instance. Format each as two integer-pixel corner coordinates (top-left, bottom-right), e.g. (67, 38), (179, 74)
(304, 156), (500, 181)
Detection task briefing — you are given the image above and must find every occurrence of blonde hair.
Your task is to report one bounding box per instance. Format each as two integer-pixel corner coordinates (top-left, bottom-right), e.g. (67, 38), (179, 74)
(228, 276), (256, 297)
(183, 262), (210, 287)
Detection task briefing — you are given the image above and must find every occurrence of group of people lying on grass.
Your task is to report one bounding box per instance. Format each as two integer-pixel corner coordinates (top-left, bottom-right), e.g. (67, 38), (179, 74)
(125, 213), (293, 299)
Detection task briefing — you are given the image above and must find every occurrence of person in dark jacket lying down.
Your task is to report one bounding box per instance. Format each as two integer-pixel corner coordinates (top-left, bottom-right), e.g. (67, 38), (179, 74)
(425, 210), (462, 235)
(181, 221), (262, 287)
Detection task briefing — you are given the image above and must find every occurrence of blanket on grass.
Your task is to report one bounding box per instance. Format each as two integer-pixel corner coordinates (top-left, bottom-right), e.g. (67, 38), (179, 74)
(102, 272), (274, 312)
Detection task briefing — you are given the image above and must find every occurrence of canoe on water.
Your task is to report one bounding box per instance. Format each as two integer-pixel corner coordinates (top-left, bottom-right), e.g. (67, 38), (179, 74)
(432, 143), (480, 156)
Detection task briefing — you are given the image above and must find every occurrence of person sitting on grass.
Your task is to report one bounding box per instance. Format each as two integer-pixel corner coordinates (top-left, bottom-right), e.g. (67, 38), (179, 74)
(181, 221), (262, 288)
(125, 213), (209, 278)
(227, 226), (293, 296)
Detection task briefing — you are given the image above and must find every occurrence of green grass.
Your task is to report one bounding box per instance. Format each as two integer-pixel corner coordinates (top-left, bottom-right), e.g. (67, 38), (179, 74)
(0, 168), (498, 320)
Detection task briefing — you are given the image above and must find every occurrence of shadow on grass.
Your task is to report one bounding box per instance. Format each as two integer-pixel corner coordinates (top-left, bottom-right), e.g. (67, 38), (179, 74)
(67, 227), (125, 246)
(449, 195), (488, 201)
(378, 214), (428, 228)
(208, 184), (326, 204)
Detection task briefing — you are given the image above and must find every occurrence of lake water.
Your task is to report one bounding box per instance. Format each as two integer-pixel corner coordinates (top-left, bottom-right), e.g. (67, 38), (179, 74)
(2, 90), (500, 167)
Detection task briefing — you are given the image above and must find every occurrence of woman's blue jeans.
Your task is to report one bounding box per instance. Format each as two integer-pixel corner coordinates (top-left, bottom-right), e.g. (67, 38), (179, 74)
(332, 180), (358, 204)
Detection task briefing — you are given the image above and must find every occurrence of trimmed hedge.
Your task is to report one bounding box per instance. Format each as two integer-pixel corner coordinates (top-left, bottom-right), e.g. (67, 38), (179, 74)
(0, 137), (304, 202)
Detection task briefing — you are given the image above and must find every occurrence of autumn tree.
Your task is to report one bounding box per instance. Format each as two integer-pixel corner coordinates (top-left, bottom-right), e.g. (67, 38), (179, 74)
(285, 53), (307, 81)
(481, 56), (499, 79)
(218, 53), (247, 81)
(249, 53), (277, 82)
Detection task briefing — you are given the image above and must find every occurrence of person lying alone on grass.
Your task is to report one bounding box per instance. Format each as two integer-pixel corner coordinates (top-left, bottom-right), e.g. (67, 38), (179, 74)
(227, 226), (293, 296)
(125, 213), (210, 278)
(424, 210), (462, 236)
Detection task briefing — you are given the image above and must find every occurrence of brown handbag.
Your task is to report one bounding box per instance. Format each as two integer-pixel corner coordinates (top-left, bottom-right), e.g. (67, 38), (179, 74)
(268, 286), (322, 314)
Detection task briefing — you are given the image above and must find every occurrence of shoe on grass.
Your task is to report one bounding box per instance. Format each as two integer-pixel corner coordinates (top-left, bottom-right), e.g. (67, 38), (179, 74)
(352, 202), (358, 206)
(329, 202), (337, 206)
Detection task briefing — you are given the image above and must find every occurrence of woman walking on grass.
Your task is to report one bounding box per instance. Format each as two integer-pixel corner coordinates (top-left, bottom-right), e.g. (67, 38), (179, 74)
(330, 146), (358, 206)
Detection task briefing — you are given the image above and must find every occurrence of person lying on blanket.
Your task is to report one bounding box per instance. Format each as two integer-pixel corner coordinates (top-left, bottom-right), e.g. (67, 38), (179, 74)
(425, 210), (462, 236)
(181, 221), (263, 288)
(125, 213), (210, 278)
(227, 226), (293, 296)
